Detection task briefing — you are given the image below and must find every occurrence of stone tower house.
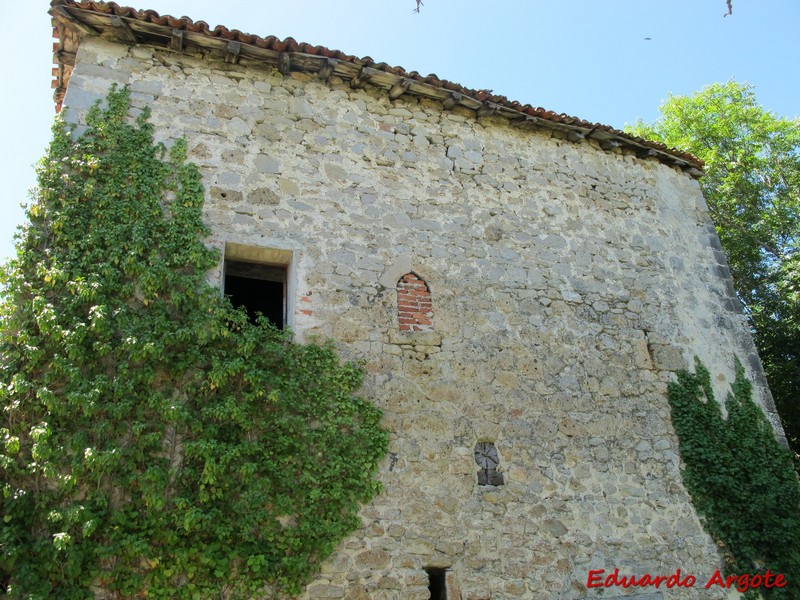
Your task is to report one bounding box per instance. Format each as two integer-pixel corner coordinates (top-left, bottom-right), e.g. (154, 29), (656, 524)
(50, 2), (785, 598)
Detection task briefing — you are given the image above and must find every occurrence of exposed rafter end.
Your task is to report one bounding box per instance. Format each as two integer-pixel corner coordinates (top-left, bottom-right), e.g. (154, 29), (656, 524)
(350, 66), (374, 89)
(55, 49), (76, 67)
(51, 5), (99, 36)
(510, 115), (539, 128)
(170, 29), (184, 51)
(636, 148), (658, 159)
(568, 131), (586, 142)
(684, 167), (704, 178)
(54, 89), (66, 114)
(442, 92), (462, 110)
(318, 58), (338, 82)
(599, 139), (620, 151)
(278, 52), (291, 75)
(225, 40), (241, 64)
(476, 102), (499, 119)
(388, 79), (413, 101)
(110, 15), (138, 43)
(670, 158), (689, 169)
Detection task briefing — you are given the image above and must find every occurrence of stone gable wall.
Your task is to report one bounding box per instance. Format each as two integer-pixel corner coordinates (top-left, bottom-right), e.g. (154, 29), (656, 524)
(61, 36), (780, 599)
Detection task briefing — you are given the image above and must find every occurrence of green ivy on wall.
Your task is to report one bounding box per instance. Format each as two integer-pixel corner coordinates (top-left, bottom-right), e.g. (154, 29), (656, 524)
(0, 86), (389, 599)
(668, 358), (800, 597)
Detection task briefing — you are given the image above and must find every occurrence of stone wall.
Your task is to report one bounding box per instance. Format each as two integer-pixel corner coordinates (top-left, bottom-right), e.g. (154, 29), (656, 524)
(61, 36), (782, 599)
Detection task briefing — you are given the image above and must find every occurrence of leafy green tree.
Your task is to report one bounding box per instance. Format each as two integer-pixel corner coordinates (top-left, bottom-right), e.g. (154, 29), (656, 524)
(629, 82), (800, 454)
(0, 87), (388, 599)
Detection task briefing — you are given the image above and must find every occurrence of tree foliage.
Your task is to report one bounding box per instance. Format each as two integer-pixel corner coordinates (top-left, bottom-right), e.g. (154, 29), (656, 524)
(668, 359), (800, 596)
(629, 82), (800, 454)
(0, 87), (389, 599)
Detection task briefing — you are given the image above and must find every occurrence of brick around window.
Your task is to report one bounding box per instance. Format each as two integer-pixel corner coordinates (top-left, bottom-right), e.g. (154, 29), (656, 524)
(397, 273), (433, 332)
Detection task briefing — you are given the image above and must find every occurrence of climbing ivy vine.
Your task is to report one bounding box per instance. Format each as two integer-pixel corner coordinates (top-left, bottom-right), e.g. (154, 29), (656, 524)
(0, 86), (389, 599)
(668, 359), (800, 596)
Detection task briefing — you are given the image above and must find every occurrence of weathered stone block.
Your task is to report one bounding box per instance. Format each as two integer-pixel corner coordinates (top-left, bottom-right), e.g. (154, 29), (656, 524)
(387, 330), (441, 347)
(650, 344), (687, 371)
(254, 154), (281, 173)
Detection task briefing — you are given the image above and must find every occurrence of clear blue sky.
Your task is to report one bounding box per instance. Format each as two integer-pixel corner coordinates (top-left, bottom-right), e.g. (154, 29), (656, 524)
(2, 0), (798, 262)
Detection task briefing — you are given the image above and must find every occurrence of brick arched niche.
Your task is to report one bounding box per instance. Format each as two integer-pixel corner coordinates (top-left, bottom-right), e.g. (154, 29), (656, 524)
(396, 272), (434, 332)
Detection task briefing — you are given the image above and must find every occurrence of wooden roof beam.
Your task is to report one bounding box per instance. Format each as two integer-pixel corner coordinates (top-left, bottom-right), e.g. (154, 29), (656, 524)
(225, 40), (241, 64)
(510, 115), (540, 128)
(110, 15), (138, 43)
(388, 79), (413, 100)
(442, 92), (462, 110)
(170, 29), (184, 51)
(318, 58), (338, 82)
(476, 101), (499, 118)
(278, 52), (291, 75)
(568, 131), (586, 142)
(350, 66), (374, 89)
(599, 139), (620, 151)
(54, 49), (76, 67)
(684, 166), (704, 178)
(51, 6), (99, 36)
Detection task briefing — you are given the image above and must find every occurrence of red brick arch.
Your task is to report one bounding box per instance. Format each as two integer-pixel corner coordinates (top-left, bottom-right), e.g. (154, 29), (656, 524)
(397, 272), (433, 332)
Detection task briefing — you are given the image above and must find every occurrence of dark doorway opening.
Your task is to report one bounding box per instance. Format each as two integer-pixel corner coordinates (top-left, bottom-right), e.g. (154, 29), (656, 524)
(224, 260), (286, 328)
(425, 567), (447, 600)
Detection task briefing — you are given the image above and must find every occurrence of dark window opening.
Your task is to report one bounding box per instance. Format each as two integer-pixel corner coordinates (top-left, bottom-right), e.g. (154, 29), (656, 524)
(224, 260), (286, 328)
(475, 441), (504, 486)
(425, 567), (447, 600)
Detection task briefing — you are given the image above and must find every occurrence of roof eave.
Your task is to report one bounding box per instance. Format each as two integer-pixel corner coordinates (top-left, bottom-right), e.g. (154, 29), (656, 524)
(48, 0), (705, 175)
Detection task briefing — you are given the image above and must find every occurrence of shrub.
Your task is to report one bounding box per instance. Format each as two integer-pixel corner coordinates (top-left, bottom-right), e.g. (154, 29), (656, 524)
(0, 87), (388, 599)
